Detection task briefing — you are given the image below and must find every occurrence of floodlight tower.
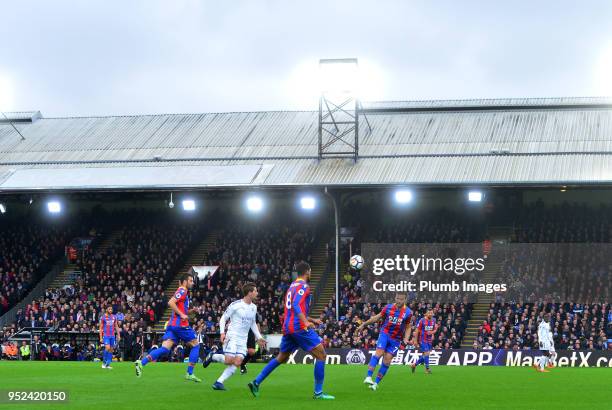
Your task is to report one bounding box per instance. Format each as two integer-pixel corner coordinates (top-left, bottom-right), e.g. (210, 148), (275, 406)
(318, 58), (366, 162)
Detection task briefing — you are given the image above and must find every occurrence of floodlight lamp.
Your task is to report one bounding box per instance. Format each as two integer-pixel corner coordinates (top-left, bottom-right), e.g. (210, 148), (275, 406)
(319, 58), (358, 95)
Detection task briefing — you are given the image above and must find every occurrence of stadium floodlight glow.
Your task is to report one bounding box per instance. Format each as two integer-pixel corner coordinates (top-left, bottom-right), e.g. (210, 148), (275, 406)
(300, 196), (316, 210)
(0, 74), (14, 112)
(594, 43), (612, 95)
(47, 201), (61, 213)
(319, 58), (359, 96)
(246, 196), (264, 213)
(182, 199), (196, 211)
(394, 190), (413, 204)
(0, 203), (5, 214)
(468, 191), (483, 202)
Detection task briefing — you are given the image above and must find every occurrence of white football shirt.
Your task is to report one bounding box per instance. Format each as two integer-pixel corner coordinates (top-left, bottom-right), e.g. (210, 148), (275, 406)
(219, 299), (262, 342)
(537, 320), (554, 347)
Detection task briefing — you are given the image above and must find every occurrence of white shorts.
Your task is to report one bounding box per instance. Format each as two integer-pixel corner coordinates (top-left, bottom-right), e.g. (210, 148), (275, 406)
(540, 342), (554, 352)
(223, 336), (247, 357)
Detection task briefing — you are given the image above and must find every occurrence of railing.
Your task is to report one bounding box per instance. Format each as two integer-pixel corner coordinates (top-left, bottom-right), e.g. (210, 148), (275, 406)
(0, 259), (66, 328)
(312, 248), (333, 312)
(7, 326), (51, 342)
(67, 270), (82, 282)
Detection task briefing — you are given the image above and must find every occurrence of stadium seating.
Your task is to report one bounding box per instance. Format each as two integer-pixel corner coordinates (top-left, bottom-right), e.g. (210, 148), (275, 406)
(317, 208), (481, 348)
(2, 202), (610, 360)
(6, 213), (200, 360)
(188, 223), (319, 336)
(0, 223), (74, 315)
(475, 302), (610, 350)
(475, 203), (611, 350)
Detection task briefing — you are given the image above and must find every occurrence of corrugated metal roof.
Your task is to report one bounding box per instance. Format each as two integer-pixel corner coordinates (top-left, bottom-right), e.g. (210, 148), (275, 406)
(361, 96), (612, 110)
(0, 111), (42, 123)
(0, 97), (611, 189)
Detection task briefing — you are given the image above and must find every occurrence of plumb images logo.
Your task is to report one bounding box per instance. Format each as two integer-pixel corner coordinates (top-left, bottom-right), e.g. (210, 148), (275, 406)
(346, 349), (366, 365)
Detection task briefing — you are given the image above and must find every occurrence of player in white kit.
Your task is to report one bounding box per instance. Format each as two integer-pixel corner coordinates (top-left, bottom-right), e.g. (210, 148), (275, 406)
(206, 282), (266, 390)
(535, 313), (555, 372)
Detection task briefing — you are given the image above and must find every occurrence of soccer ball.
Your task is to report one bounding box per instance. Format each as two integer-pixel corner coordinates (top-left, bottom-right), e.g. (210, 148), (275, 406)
(349, 255), (364, 270)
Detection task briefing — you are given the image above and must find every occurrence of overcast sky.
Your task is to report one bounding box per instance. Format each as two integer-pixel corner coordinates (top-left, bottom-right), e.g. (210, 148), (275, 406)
(1, 0), (612, 117)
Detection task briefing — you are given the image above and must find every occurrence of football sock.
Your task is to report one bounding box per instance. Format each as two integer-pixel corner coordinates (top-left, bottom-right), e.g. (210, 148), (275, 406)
(218, 365), (237, 383)
(424, 355), (430, 369)
(242, 353), (252, 366)
(375, 364), (389, 384)
(367, 355), (379, 377)
(314, 359), (325, 394)
(141, 346), (170, 366)
(187, 344), (200, 375)
(254, 358), (281, 385)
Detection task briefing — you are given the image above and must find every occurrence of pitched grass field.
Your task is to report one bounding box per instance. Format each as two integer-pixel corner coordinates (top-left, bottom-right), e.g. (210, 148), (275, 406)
(0, 361), (609, 409)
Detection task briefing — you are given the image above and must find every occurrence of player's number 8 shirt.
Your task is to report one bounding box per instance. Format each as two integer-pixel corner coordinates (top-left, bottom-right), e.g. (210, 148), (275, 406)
(283, 279), (311, 334)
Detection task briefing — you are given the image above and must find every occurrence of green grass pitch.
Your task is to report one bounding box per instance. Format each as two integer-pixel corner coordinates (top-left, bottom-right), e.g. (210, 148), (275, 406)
(0, 361), (609, 409)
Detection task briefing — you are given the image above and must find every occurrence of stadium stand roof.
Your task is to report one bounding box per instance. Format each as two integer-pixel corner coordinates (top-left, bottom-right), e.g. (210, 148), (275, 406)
(1, 97), (612, 190)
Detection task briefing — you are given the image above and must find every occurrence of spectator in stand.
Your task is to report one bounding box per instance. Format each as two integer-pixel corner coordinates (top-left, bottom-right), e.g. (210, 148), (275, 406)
(188, 223), (317, 336)
(0, 223), (75, 315)
(477, 302), (610, 350)
(2, 213), (199, 361)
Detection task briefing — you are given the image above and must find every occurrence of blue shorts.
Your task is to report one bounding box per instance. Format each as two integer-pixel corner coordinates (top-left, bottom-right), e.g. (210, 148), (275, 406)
(280, 330), (322, 353)
(376, 332), (401, 355)
(420, 342), (432, 352)
(163, 326), (197, 343)
(103, 336), (116, 347)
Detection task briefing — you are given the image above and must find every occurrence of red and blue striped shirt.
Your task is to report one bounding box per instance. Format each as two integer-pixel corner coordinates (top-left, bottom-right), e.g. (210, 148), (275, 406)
(417, 318), (436, 343)
(100, 314), (116, 337)
(169, 287), (189, 327)
(282, 279), (311, 335)
(379, 304), (412, 341)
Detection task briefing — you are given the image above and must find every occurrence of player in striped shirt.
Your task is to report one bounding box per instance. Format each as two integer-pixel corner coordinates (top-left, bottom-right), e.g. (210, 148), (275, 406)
(355, 293), (412, 391)
(248, 261), (334, 400)
(134, 273), (202, 382)
(411, 309), (439, 374)
(99, 306), (120, 369)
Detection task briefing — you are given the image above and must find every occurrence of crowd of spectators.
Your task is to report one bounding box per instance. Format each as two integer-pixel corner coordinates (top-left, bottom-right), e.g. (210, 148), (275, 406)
(188, 223), (318, 336)
(2, 202), (610, 360)
(474, 303), (611, 350)
(475, 202), (612, 350)
(0, 223), (74, 315)
(2, 212), (200, 361)
(512, 202), (612, 243)
(316, 300), (470, 349)
(316, 208), (478, 349)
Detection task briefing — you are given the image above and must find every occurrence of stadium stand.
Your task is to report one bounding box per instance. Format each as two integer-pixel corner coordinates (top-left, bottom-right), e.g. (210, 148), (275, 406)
(316, 207), (481, 349)
(1, 201), (610, 360)
(1, 210), (202, 361)
(469, 203), (611, 350)
(0, 222), (74, 315)
(475, 302), (610, 350)
(187, 222), (321, 336)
